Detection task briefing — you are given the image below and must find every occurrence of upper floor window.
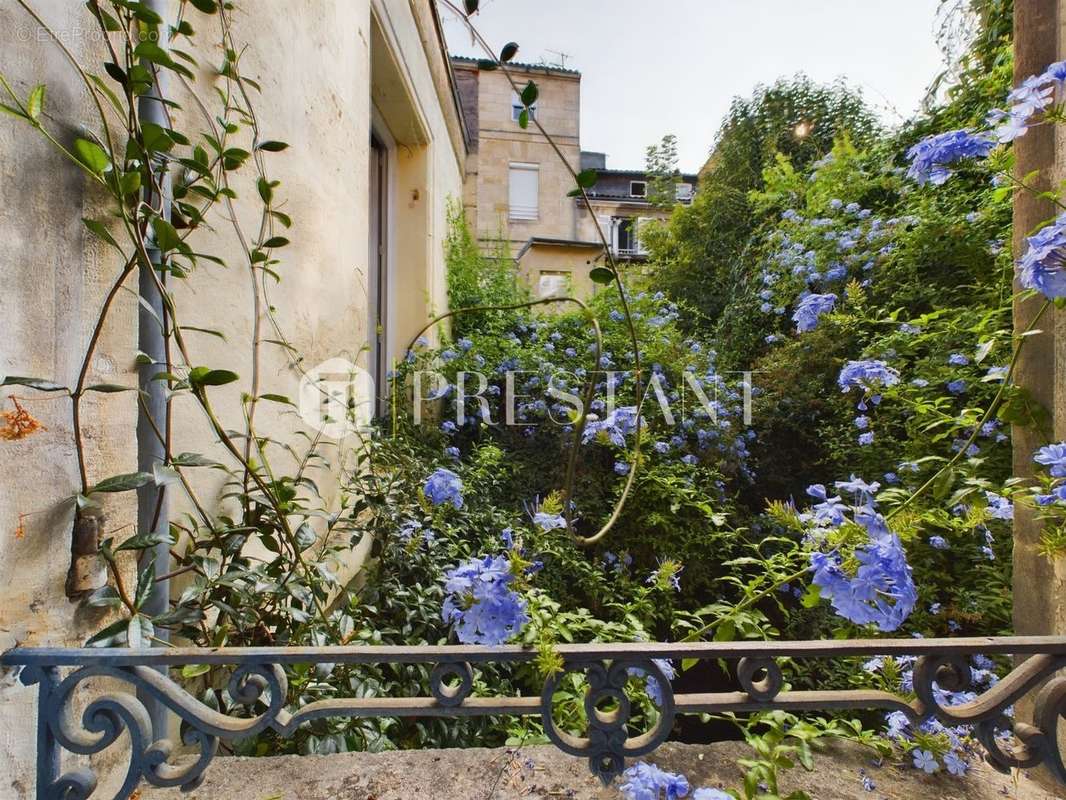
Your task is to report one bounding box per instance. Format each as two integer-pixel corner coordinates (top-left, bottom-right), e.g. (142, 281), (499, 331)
(675, 183), (694, 203)
(511, 90), (537, 123)
(629, 181), (647, 198)
(509, 162), (539, 221)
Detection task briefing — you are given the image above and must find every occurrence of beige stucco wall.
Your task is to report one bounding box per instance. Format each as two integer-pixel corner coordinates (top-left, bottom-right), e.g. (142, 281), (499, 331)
(470, 65), (581, 251)
(0, 1), (463, 795)
(517, 244), (605, 303)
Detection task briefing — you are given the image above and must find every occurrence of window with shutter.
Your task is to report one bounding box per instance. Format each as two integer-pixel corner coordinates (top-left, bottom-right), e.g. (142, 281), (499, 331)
(509, 163), (539, 221)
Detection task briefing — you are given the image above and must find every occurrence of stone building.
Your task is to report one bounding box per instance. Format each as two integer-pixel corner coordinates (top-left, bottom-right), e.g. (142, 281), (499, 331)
(451, 56), (696, 300)
(0, 1), (467, 794)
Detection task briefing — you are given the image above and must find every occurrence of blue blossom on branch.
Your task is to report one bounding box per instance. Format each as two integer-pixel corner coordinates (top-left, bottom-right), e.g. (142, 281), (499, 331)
(424, 468), (463, 509)
(1017, 213), (1066, 299)
(810, 534), (916, 632)
(620, 762), (690, 800)
(1035, 443), (1066, 477)
(905, 129), (995, 185)
(838, 360), (900, 394)
(912, 749), (939, 774)
(582, 405), (639, 446)
(441, 555), (528, 645)
(806, 481), (916, 632)
(792, 292), (837, 333)
(533, 511), (566, 531)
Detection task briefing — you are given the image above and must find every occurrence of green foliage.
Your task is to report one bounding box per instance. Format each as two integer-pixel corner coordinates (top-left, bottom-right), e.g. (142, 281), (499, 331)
(652, 75), (881, 326)
(443, 201), (528, 338)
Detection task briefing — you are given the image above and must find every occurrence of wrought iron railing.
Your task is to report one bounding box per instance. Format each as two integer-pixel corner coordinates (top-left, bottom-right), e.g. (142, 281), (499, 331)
(5, 635), (1066, 799)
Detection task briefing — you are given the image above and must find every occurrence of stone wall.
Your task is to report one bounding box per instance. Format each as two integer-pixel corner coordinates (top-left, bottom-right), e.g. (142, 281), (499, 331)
(0, 1), (463, 795)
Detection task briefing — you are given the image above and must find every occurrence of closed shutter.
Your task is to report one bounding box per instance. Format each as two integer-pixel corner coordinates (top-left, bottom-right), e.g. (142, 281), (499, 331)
(509, 163), (539, 220)
(597, 216), (615, 250)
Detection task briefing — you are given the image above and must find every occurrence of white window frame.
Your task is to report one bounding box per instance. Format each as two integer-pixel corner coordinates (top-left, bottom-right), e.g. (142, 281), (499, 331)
(511, 90), (537, 123)
(675, 182), (694, 203)
(629, 180), (647, 198)
(509, 162), (540, 221)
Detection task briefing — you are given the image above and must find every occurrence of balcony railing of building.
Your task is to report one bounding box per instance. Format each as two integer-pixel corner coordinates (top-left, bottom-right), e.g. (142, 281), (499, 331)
(5, 635), (1066, 799)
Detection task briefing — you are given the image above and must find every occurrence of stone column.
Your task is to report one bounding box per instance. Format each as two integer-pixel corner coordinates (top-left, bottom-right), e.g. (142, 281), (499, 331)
(1013, 0), (1065, 644)
(1013, 1), (1066, 794)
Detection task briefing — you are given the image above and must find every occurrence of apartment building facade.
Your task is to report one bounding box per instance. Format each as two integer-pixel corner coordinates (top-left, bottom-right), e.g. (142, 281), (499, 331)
(452, 56), (696, 300)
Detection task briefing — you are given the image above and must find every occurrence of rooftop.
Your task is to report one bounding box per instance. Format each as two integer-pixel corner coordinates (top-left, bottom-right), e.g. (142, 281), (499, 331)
(450, 54), (581, 76)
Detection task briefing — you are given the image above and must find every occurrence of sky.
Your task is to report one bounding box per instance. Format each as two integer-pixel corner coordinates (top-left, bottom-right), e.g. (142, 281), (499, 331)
(442, 0), (948, 173)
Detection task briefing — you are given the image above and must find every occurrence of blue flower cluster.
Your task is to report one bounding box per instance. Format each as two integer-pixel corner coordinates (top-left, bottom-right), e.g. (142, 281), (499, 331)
(424, 467), (463, 509)
(805, 478), (917, 632)
(1017, 212), (1066, 299)
(620, 761), (731, 800)
(441, 555), (529, 645)
(837, 360), (900, 395)
(990, 60), (1066, 143)
(903, 63), (1066, 298)
(792, 292), (837, 333)
(866, 653), (1001, 777)
(758, 202), (899, 336)
(1034, 442), (1066, 505)
(905, 129), (995, 185)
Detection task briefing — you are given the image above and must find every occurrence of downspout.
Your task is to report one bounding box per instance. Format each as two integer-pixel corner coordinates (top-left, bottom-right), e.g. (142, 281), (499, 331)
(136, 0), (172, 737)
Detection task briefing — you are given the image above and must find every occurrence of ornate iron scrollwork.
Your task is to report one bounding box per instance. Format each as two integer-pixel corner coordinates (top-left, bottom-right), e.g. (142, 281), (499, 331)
(540, 659), (676, 784)
(6, 636), (1066, 799)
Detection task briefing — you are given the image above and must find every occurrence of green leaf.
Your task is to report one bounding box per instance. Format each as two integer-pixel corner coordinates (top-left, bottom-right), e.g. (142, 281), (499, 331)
(518, 109), (529, 129)
(83, 217), (123, 252)
(182, 663), (212, 679)
(88, 4), (123, 31)
(141, 122), (174, 153)
(74, 138), (111, 175)
(115, 529), (174, 552)
(86, 618), (130, 648)
(26, 85), (45, 121)
(86, 585), (122, 609)
(0, 103), (28, 120)
(257, 177), (273, 204)
(520, 80), (538, 107)
(179, 325), (227, 341)
(104, 62), (127, 85)
(188, 0), (218, 13)
(172, 452), (218, 467)
(262, 236), (289, 249)
(188, 367), (240, 388)
(134, 42), (174, 67)
(576, 168), (598, 188)
(500, 42), (519, 63)
(256, 140), (289, 152)
(90, 472), (154, 493)
(259, 393), (294, 405)
(589, 267), (616, 285)
(151, 217), (181, 252)
(0, 375), (68, 392)
(119, 171), (142, 196)
(85, 383), (132, 393)
(463, 0), (479, 14)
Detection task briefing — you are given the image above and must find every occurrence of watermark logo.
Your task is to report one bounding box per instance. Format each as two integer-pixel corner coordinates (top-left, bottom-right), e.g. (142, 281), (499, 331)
(298, 358), (375, 439)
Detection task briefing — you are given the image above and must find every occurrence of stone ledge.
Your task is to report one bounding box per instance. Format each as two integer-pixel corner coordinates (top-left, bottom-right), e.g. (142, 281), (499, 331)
(140, 740), (1062, 800)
